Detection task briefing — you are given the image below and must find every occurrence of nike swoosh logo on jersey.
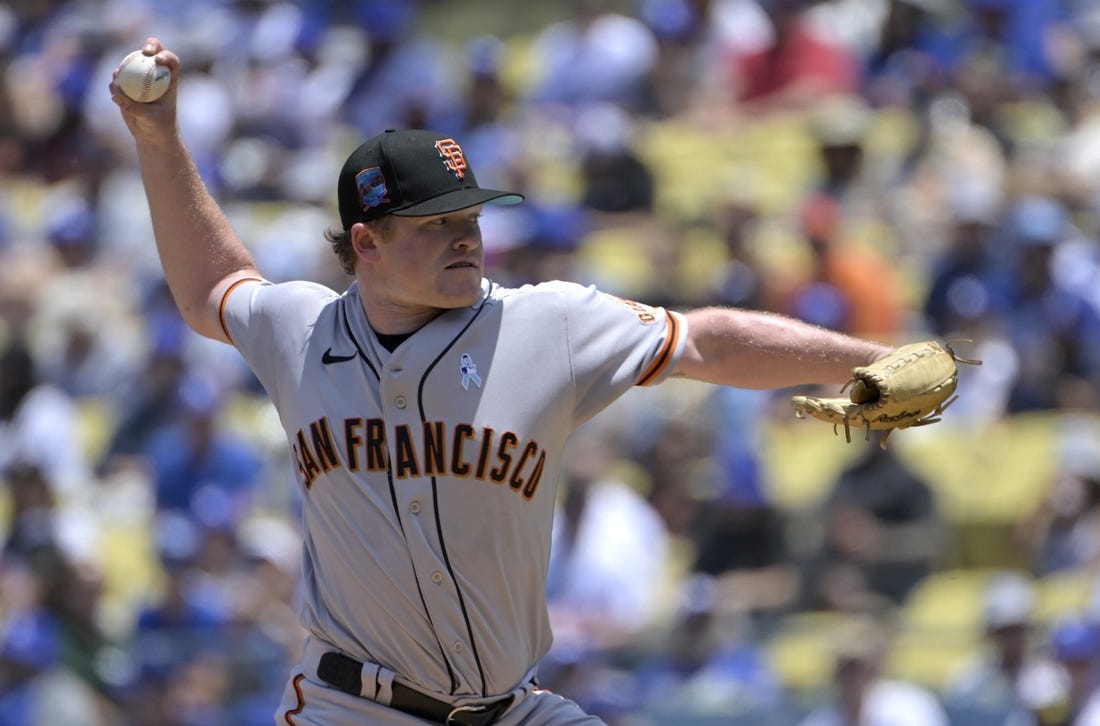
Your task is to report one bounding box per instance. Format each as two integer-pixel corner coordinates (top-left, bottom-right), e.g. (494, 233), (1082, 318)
(321, 348), (357, 364)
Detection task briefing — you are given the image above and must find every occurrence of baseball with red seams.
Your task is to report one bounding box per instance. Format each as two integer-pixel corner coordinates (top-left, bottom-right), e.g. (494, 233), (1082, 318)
(117, 50), (171, 103)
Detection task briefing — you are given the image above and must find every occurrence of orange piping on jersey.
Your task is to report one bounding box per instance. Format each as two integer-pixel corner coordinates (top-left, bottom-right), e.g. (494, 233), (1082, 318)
(218, 277), (264, 344)
(637, 311), (681, 387)
(282, 673), (307, 725)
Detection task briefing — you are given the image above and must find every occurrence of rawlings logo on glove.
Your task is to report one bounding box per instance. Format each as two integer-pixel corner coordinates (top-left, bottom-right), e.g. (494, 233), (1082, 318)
(791, 340), (982, 448)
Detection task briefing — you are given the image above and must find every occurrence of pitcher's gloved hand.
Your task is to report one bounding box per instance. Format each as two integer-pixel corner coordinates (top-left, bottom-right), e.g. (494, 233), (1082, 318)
(791, 340), (982, 448)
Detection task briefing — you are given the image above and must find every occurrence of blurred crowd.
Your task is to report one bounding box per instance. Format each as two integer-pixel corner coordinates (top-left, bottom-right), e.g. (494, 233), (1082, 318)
(1, 0), (1100, 723)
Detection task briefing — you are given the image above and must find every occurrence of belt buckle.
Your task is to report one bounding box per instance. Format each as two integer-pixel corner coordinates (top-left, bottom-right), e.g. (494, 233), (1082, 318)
(446, 703), (494, 726)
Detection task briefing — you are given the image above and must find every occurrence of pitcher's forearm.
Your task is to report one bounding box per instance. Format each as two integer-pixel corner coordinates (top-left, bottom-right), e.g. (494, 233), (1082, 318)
(675, 308), (892, 388)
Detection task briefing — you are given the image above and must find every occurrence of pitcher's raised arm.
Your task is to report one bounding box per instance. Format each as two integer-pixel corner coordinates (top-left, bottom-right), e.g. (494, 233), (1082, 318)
(109, 37), (260, 343)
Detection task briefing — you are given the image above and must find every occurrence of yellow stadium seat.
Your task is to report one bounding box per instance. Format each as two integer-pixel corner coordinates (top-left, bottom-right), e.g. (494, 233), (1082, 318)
(899, 569), (998, 634)
(761, 420), (863, 510)
(763, 611), (849, 693)
(895, 414), (1059, 525)
(76, 396), (116, 465)
(97, 521), (162, 636)
(887, 627), (981, 691)
(634, 113), (818, 221)
(763, 412), (1061, 523)
(1035, 569), (1096, 625)
(577, 224), (661, 298)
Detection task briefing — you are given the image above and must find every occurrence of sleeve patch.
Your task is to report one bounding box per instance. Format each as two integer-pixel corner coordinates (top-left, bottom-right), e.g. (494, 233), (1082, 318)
(602, 292), (660, 325)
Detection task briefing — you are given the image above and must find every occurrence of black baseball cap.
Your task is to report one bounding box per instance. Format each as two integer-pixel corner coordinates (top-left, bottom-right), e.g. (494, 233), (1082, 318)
(337, 129), (524, 228)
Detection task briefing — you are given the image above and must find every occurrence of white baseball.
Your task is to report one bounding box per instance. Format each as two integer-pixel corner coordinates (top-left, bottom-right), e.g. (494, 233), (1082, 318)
(117, 50), (171, 103)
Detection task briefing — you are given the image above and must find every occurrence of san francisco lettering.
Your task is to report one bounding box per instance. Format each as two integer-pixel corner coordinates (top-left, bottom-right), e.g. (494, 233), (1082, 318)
(292, 417), (545, 499)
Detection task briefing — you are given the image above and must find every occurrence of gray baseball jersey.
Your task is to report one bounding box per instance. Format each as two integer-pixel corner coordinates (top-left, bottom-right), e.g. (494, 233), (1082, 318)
(220, 276), (686, 700)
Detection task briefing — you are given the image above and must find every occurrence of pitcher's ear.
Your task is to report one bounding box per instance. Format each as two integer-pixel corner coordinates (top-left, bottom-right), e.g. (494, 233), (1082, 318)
(351, 223), (378, 257)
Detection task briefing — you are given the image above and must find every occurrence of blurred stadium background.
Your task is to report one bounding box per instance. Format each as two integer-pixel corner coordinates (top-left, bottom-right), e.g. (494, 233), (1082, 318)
(0, 0), (1099, 724)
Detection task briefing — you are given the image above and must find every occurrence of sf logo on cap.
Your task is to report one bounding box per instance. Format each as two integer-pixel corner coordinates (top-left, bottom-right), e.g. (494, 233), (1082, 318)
(435, 139), (468, 181)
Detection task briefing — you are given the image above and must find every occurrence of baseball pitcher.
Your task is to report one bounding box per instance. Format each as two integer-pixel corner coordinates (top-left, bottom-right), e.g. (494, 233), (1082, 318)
(110, 38), (942, 726)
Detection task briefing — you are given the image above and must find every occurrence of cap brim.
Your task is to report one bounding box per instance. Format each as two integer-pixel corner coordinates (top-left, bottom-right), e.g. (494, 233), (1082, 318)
(390, 188), (524, 217)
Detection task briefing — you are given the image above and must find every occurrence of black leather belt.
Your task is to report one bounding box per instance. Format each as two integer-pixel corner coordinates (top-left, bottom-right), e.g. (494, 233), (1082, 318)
(317, 652), (514, 725)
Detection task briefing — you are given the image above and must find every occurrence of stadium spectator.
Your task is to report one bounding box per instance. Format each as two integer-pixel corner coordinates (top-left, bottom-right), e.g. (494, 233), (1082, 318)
(805, 433), (945, 610)
(1047, 617), (1100, 726)
(546, 434), (672, 653)
(632, 574), (790, 720)
(798, 615), (949, 726)
(725, 0), (860, 115)
(999, 196), (1100, 413)
(944, 571), (1070, 724)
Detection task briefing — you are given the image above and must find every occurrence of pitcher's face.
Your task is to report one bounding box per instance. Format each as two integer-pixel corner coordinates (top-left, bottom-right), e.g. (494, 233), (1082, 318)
(360, 206), (486, 330)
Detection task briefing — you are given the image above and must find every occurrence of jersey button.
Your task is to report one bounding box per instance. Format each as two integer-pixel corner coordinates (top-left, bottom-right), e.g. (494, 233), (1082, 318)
(431, 571), (443, 584)
(409, 500), (421, 514)
(394, 395), (407, 409)
(453, 642), (465, 654)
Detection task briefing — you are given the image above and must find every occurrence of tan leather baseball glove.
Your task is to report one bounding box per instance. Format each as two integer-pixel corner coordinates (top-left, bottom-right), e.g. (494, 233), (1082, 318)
(790, 340), (982, 448)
